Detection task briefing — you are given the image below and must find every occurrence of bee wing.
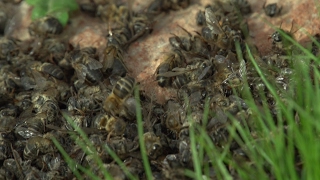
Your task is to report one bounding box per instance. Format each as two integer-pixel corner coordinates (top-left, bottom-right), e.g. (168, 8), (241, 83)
(157, 71), (187, 77)
(198, 65), (212, 81)
(102, 46), (116, 69)
(86, 57), (103, 70)
(205, 7), (223, 34)
(239, 59), (246, 78)
(31, 70), (49, 89)
(74, 63), (87, 83)
(171, 67), (187, 72)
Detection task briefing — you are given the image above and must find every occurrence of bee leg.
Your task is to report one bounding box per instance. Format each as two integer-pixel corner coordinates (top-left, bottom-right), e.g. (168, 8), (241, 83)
(107, 130), (114, 142)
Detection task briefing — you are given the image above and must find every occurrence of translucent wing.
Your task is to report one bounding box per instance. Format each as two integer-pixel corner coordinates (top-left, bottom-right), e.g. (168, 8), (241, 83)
(205, 7), (223, 34)
(86, 57), (103, 70)
(198, 65), (212, 81)
(73, 63), (87, 83)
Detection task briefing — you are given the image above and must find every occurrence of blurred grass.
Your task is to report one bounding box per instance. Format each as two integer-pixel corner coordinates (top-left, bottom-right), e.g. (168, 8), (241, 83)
(25, 0), (78, 26)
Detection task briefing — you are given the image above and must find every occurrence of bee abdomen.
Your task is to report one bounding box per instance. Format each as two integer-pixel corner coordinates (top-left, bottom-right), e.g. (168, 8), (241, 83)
(23, 143), (39, 160)
(156, 62), (171, 87)
(172, 75), (188, 89)
(42, 16), (63, 35)
(113, 76), (135, 99)
(40, 63), (64, 79)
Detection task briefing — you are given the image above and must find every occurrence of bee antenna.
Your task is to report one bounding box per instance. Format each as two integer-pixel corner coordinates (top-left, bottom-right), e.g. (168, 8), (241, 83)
(290, 19), (300, 34)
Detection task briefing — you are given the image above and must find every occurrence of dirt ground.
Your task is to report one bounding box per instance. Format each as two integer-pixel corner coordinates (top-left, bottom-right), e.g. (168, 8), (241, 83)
(6, 0), (320, 104)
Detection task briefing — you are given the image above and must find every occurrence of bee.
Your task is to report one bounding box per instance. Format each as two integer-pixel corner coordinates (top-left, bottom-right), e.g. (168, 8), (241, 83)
(155, 49), (184, 87)
(0, 36), (19, 61)
(101, 44), (128, 77)
(164, 100), (187, 138)
(64, 114), (91, 131)
(263, 2), (282, 17)
(0, 167), (14, 180)
(94, 114), (127, 141)
(106, 136), (139, 160)
(125, 13), (154, 46)
(42, 38), (67, 63)
(231, 0), (252, 15)
(68, 46), (103, 84)
(36, 62), (65, 80)
(67, 95), (100, 115)
(3, 148), (31, 179)
(143, 132), (162, 159)
(169, 27), (210, 58)
(34, 153), (62, 172)
(0, 106), (19, 133)
(270, 22), (297, 55)
(147, 0), (190, 15)
(178, 140), (192, 168)
(0, 7), (20, 59)
(80, 1), (98, 17)
(123, 157), (144, 178)
(28, 16), (63, 37)
(0, 139), (10, 160)
(103, 76), (136, 118)
(23, 136), (56, 160)
(203, 6), (243, 51)
(39, 100), (60, 124)
(97, 2), (129, 26)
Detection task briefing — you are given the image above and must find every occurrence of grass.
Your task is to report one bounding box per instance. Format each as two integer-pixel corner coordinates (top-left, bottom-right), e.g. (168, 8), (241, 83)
(50, 17), (320, 180)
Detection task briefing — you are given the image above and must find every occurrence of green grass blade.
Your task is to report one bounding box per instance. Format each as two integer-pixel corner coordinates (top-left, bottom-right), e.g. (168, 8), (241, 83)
(61, 111), (112, 180)
(134, 87), (153, 180)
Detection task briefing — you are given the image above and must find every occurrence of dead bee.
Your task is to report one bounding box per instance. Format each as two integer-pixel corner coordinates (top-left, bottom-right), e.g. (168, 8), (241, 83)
(169, 27), (210, 58)
(68, 46), (103, 83)
(80, 1), (98, 17)
(0, 138), (11, 160)
(103, 76), (136, 118)
(0, 106), (19, 133)
(203, 6), (243, 51)
(164, 100), (187, 138)
(143, 132), (162, 159)
(42, 38), (67, 63)
(95, 114), (127, 141)
(67, 95), (100, 115)
(0, 36), (19, 61)
(28, 15), (63, 37)
(263, 2), (282, 17)
(123, 157), (144, 178)
(174, 58), (213, 82)
(38, 62), (65, 80)
(106, 136), (139, 160)
(0, 7), (20, 60)
(231, 0), (252, 15)
(196, 10), (206, 26)
(147, 0), (190, 15)
(101, 44), (128, 77)
(156, 49), (184, 87)
(126, 13), (154, 46)
(77, 83), (110, 103)
(270, 23), (297, 54)
(34, 153), (62, 172)
(65, 114), (91, 131)
(23, 136), (56, 160)
(97, 2), (129, 26)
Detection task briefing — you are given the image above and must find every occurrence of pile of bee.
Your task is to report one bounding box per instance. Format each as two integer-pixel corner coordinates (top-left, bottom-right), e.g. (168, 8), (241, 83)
(0, 0), (317, 179)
